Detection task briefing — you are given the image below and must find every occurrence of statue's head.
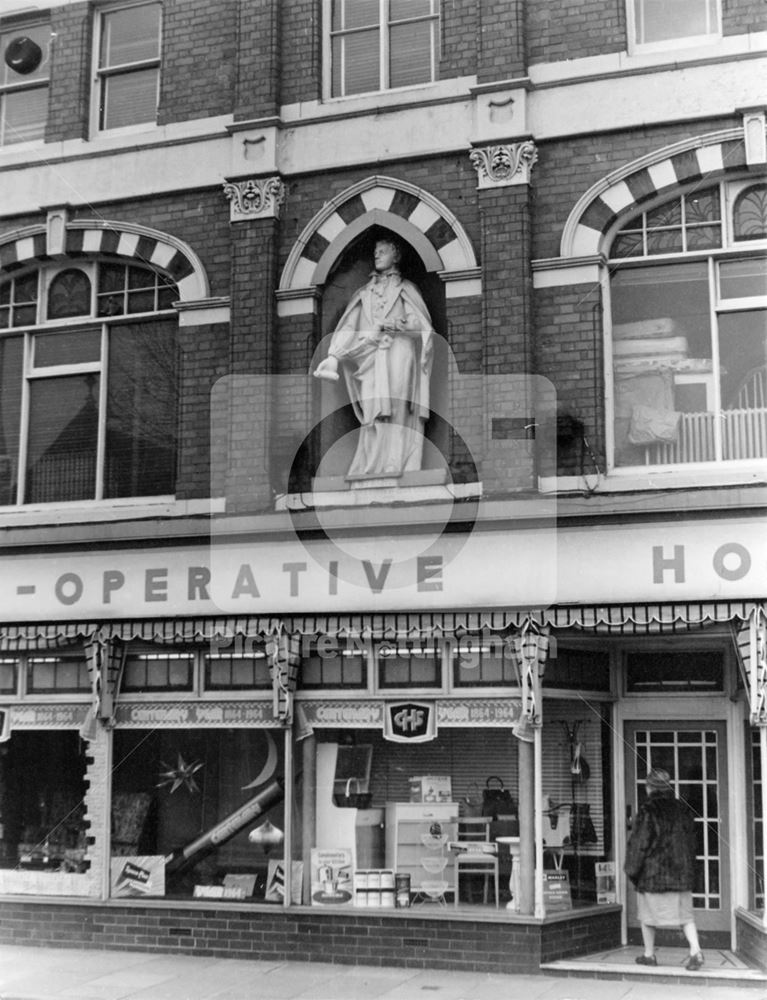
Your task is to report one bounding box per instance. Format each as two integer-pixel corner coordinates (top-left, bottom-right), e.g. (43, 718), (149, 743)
(373, 238), (401, 271)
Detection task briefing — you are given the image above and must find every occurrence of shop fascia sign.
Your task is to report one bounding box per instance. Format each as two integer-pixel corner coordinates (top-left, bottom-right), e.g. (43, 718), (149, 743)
(0, 516), (763, 620)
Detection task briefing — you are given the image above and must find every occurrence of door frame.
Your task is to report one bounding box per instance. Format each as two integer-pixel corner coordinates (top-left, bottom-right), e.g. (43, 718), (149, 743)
(613, 694), (748, 949)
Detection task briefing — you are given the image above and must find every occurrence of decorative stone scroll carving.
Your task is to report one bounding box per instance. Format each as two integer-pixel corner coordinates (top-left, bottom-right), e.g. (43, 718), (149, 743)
(469, 142), (538, 189)
(223, 176), (286, 221)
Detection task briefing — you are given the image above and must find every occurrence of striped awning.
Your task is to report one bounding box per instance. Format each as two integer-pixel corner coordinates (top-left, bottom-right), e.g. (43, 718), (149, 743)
(0, 602), (761, 647)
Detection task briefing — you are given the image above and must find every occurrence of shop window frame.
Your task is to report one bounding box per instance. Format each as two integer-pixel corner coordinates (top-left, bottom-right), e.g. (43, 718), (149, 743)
(620, 641), (729, 698)
(0, 17), (50, 148)
(120, 643), (275, 701)
(92, 0), (162, 136)
(0, 650), (91, 701)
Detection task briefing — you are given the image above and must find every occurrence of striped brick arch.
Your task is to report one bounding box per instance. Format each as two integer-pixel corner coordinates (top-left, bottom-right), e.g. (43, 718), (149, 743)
(0, 220), (208, 301)
(561, 129), (749, 258)
(280, 175), (478, 293)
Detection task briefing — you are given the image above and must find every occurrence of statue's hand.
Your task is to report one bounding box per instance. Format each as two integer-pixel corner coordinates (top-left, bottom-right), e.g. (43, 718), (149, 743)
(313, 356), (340, 381)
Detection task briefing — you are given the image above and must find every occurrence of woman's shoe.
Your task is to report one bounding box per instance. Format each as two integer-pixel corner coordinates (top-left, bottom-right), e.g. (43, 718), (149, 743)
(635, 954), (657, 966)
(685, 952), (704, 971)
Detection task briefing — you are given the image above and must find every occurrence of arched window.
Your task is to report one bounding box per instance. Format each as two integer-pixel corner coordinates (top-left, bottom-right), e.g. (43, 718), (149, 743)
(0, 260), (178, 505)
(608, 179), (767, 471)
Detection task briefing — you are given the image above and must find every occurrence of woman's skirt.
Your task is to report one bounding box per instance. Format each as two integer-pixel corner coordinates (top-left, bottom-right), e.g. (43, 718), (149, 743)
(637, 890), (694, 926)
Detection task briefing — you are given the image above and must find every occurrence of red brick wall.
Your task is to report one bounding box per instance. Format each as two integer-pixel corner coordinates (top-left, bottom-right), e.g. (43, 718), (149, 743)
(0, 900), (621, 973)
(280, 0), (322, 107)
(158, 0), (238, 125)
(46, 2), (91, 143)
(234, 0), (282, 121)
(527, 0), (624, 64)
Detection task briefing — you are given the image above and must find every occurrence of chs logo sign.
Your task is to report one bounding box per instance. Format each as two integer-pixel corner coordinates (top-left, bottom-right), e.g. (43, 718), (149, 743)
(384, 701), (436, 743)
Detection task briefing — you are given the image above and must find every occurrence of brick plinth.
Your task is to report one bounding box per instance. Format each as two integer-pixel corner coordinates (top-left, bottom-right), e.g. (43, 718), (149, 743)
(0, 901), (621, 973)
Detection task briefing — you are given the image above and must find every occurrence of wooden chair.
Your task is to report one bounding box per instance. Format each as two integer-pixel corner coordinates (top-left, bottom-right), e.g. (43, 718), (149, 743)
(451, 816), (499, 907)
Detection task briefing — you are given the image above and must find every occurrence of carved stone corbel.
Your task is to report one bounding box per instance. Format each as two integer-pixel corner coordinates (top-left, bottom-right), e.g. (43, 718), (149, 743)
(469, 142), (538, 189)
(223, 176), (286, 221)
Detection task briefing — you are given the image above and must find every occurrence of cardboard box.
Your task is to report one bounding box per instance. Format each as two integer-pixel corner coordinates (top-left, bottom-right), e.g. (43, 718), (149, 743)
(408, 775), (452, 803)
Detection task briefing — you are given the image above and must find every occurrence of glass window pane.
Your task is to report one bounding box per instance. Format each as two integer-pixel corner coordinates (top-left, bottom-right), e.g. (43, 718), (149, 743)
(34, 329), (100, 368)
(612, 262), (712, 467)
(105, 320), (178, 498)
(391, 0), (434, 19)
(101, 3), (160, 66)
(734, 185), (767, 242)
(334, 30), (379, 95)
(720, 258), (767, 300)
(26, 374), (98, 503)
(636, 0), (717, 44)
(0, 659), (17, 693)
(2, 86), (47, 145)
(333, 0), (379, 31)
(0, 336), (22, 504)
(46, 269), (92, 319)
(127, 289), (155, 313)
(101, 68), (158, 129)
(718, 310), (767, 460)
(686, 224), (721, 251)
(647, 200), (682, 228)
(611, 232), (644, 259)
(389, 21), (433, 89)
(646, 228), (683, 255)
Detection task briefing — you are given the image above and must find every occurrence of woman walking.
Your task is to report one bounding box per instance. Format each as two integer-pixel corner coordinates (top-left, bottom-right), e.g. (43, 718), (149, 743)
(624, 767), (704, 971)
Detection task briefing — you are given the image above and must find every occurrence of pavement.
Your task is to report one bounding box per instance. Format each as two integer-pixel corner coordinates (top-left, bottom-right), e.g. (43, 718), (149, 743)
(1, 944), (767, 1000)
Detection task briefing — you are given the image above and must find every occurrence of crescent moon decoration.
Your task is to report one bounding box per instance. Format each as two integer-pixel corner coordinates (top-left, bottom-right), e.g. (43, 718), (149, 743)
(241, 730), (278, 790)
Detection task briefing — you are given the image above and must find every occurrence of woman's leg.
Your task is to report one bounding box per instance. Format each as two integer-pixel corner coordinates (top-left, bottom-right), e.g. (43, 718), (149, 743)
(682, 920), (702, 956)
(641, 921), (656, 956)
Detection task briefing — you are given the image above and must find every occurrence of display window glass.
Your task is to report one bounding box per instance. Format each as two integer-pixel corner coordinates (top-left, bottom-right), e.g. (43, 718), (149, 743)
(110, 728), (285, 901)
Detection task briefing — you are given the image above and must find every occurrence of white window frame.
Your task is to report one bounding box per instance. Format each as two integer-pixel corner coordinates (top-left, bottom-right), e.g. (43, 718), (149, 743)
(324, 0), (440, 100)
(91, 0), (162, 136)
(0, 259), (178, 508)
(0, 17), (50, 148)
(605, 178), (767, 476)
(626, 0), (721, 55)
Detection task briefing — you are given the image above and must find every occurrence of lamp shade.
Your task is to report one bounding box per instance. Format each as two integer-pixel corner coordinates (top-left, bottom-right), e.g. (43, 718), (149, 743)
(248, 818), (284, 855)
(5, 37), (43, 75)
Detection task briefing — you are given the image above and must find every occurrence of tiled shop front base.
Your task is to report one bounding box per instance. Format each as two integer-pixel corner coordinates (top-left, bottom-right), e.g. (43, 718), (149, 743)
(0, 900), (622, 974)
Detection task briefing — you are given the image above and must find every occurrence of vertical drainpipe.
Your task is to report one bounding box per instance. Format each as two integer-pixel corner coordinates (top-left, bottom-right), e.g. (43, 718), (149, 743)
(283, 725), (293, 909)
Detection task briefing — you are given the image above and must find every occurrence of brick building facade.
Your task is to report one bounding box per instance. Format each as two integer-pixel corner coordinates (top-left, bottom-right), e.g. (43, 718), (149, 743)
(0, 0), (765, 974)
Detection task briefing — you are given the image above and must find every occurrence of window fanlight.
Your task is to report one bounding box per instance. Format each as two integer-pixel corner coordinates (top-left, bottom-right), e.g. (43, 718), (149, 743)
(4, 36), (43, 75)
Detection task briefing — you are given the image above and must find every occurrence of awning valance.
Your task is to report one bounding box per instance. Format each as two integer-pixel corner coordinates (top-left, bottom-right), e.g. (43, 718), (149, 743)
(0, 601), (761, 648)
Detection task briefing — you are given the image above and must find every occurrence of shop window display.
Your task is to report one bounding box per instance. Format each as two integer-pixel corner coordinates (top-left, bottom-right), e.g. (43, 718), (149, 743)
(110, 728), (285, 900)
(0, 731), (89, 875)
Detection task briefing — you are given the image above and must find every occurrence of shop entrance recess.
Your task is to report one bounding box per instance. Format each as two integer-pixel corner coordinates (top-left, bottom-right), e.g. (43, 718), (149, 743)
(623, 721), (730, 936)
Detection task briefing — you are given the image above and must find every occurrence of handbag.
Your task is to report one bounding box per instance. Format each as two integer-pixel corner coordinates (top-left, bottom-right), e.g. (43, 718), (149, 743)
(481, 776), (518, 822)
(569, 802), (598, 845)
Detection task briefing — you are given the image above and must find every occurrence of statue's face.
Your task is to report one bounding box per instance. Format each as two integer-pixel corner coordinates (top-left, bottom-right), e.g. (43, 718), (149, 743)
(374, 241), (397, 271)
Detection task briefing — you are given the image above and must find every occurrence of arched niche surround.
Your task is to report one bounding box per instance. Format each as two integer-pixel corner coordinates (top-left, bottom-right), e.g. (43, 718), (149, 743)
(278, 176), (481, 484)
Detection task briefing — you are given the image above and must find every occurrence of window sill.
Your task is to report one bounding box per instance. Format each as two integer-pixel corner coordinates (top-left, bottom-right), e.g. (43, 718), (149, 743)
(281, 75), (476, 125)
(0, 496), (225, 527)
(539, 462), (767, 495)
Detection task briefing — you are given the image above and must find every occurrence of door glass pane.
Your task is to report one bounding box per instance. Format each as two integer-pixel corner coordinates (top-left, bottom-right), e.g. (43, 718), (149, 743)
(105, 320), (177, 498)
(26, 374), (99, 503)
(633, 727), (721, 911)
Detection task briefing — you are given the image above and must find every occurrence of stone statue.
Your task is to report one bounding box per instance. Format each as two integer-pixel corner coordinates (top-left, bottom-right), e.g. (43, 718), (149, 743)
(313, 239), (434, 479)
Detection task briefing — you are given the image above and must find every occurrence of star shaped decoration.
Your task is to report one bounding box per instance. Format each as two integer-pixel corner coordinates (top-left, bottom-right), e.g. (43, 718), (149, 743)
(157, 753), (204, 794)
